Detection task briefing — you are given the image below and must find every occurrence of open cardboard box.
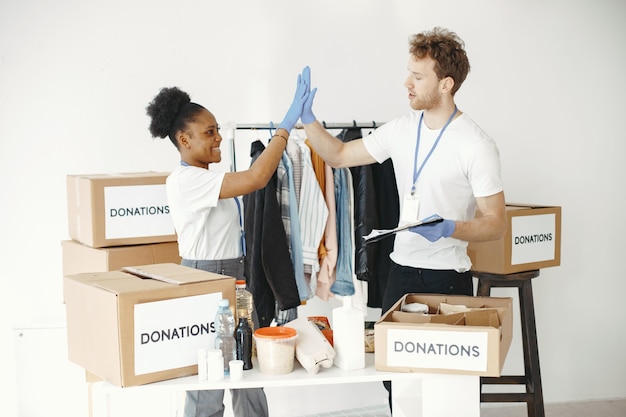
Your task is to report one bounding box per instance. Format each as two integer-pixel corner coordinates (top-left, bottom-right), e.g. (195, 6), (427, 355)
(64, 263), (235, 387)
(375, 293), (512, 376)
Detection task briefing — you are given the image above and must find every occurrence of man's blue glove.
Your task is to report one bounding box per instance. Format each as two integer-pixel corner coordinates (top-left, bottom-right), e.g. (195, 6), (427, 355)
(301, 66), (317, 124)
(279, 68), (310, 132)
(410, 214), (456, 242)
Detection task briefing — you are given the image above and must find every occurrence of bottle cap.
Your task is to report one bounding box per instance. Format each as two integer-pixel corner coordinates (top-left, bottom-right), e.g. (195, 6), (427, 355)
(218, 299), (229, 307)
(236, 279), (246, 288)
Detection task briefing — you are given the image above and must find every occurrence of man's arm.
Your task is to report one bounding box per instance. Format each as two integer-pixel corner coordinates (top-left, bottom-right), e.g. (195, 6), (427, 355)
(303, 120), (377, 168)
(452, 191), (506, 242)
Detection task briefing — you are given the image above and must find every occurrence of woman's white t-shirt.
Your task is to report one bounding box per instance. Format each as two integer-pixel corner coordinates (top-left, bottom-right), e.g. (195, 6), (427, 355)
(166, 165), (241, 261)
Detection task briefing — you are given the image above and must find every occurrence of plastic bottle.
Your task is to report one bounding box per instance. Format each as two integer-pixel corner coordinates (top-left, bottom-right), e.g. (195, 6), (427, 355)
(197, 348), (207, 381)
(236, 279), (256, 355)
(235, 313), (253, 370)
(206, 349), (224, 382)
(235, 280), (255, 334)
(214, 298), (236, 375)
(332, 295), (365, 370)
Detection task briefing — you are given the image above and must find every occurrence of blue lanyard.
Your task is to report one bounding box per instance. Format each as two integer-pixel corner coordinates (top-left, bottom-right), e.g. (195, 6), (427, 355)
(411, 107), (458, 195)
(234, 197), (246, 257)
(180, 161), (246, 256)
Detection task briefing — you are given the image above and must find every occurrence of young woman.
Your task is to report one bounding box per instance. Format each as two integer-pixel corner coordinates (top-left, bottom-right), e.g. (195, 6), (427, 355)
(146, 69), (310, 417)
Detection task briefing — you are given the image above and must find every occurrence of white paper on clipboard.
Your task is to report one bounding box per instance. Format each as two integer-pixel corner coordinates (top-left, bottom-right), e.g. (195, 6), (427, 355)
(362, 215), (443, 244)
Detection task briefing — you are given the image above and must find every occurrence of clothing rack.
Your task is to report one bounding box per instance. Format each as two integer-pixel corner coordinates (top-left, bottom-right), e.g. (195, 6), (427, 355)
(233, 121), (382, 130)
(226, 121), (383, 172)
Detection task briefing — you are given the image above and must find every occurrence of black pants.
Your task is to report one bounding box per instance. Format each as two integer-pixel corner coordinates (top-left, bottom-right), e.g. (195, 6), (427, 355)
(382, 261), (473, 412)
(382, 261), (473, 312)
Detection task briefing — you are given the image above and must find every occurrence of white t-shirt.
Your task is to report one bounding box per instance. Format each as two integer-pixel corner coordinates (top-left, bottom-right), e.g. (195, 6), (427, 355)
(166, 165), (241, 260)
(363, 110), (503, 272)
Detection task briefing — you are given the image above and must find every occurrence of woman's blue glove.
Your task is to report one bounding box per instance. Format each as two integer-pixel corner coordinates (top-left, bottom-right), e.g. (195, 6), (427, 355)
(279, 69), (310, 132)
(410, 214), (456, 242)
(300, 66), (317, 124)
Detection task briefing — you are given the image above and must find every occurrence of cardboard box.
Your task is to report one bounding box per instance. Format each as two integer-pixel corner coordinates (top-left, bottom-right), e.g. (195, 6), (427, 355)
(61, 240), (181, 276)
(467, 204), (561, 274)
(64, 263), (235, 387)
(375, 294), (513, 376)
(61, 239), (182, 384)
(67, 172), (176, 248)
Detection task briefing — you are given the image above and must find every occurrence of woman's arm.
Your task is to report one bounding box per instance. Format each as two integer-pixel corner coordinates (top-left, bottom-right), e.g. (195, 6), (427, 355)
(219, 129), (289, 199)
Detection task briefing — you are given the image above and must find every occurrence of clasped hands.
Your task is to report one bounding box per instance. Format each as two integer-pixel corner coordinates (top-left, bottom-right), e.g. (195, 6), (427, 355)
(279, 67), (318, 132)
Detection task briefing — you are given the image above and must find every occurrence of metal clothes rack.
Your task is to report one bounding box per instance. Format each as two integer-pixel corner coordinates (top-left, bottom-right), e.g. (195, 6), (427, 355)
(233, 121), (382, 130)
(227, 121), (383, 171)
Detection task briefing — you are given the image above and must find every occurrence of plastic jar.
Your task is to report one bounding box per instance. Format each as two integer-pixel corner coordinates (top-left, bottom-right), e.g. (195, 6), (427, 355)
(253, 327), (297, 375)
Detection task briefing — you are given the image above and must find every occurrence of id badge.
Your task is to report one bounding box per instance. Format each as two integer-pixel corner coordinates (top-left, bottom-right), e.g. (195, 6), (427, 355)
(401, 192), (420, 222)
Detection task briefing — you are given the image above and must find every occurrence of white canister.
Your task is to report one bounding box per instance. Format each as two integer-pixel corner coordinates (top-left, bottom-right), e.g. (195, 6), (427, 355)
(206, 349), (225, 382)
(332, 295), (365, 370)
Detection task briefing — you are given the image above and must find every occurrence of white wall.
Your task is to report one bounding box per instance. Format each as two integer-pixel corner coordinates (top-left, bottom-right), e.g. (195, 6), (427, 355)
(2, 0), (625, 416)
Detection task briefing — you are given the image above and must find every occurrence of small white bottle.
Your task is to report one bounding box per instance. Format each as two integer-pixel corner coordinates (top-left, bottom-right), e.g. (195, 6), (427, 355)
(207, 349), (225, 382)
(332, 295), (365, 370)
(197, 348), (208, 381)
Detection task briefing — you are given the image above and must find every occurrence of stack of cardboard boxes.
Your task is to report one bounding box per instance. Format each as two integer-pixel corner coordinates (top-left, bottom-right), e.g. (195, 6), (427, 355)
(63, 172), (180, 276)
(62, 172), (235, 387)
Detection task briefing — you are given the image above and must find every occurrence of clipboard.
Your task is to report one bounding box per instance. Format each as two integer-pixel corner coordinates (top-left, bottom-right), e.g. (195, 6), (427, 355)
(362, 215), (444, 244)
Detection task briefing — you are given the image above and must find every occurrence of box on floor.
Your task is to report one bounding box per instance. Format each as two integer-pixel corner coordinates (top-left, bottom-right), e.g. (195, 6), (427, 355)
(66, 172), (176, 248)
(375, 293), (513, 376)
(64, 263), (235, 387)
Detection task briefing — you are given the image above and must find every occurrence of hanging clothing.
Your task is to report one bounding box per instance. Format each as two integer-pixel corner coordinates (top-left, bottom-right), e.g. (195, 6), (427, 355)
(276, 153), (308, 301)
(368, 158), (400, 307)
(292, 139), (328, 296)
(243, 140), (300, 328)
(307, 144), (338, 301)
(330, 167), (355, 296)
(337, 127), (399, 308)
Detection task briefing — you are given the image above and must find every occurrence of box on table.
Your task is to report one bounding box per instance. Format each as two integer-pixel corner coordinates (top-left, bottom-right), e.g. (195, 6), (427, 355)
(62, 240), (181, 276)
(467, 204), (561, 274)
(375, 293), (513, 376)
(64, 263), (235, 387)
(62, 239), (182, 383)
(67, 172), (176, 248)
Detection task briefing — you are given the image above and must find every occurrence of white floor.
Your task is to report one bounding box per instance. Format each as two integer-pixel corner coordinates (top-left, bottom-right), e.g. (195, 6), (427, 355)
(298, 399), (626, 417)
(480, 398), (626, 417)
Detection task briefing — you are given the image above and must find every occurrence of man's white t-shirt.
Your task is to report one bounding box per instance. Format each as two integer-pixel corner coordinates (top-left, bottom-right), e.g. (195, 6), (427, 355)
(363, 110), (503, 272)
(166, 165), (241, 261)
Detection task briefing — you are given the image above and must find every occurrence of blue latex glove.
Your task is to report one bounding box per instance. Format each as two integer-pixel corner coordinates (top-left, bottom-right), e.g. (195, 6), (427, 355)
(279, 69), (310, 132)
(300, 66), (317, 124)
(409, 214), (456, 242)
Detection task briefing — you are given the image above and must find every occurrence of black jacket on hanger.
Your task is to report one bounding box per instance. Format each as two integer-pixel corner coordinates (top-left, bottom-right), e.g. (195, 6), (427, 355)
(337, 127), (399, 308)
(243, 140), (301, 327)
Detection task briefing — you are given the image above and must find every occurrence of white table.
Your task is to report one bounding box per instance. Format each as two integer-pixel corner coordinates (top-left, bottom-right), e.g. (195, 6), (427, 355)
(90, 354), (479, 417)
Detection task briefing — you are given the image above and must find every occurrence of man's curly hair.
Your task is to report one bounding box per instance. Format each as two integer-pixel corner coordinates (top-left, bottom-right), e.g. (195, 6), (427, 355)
(409, 27), (470, 96)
